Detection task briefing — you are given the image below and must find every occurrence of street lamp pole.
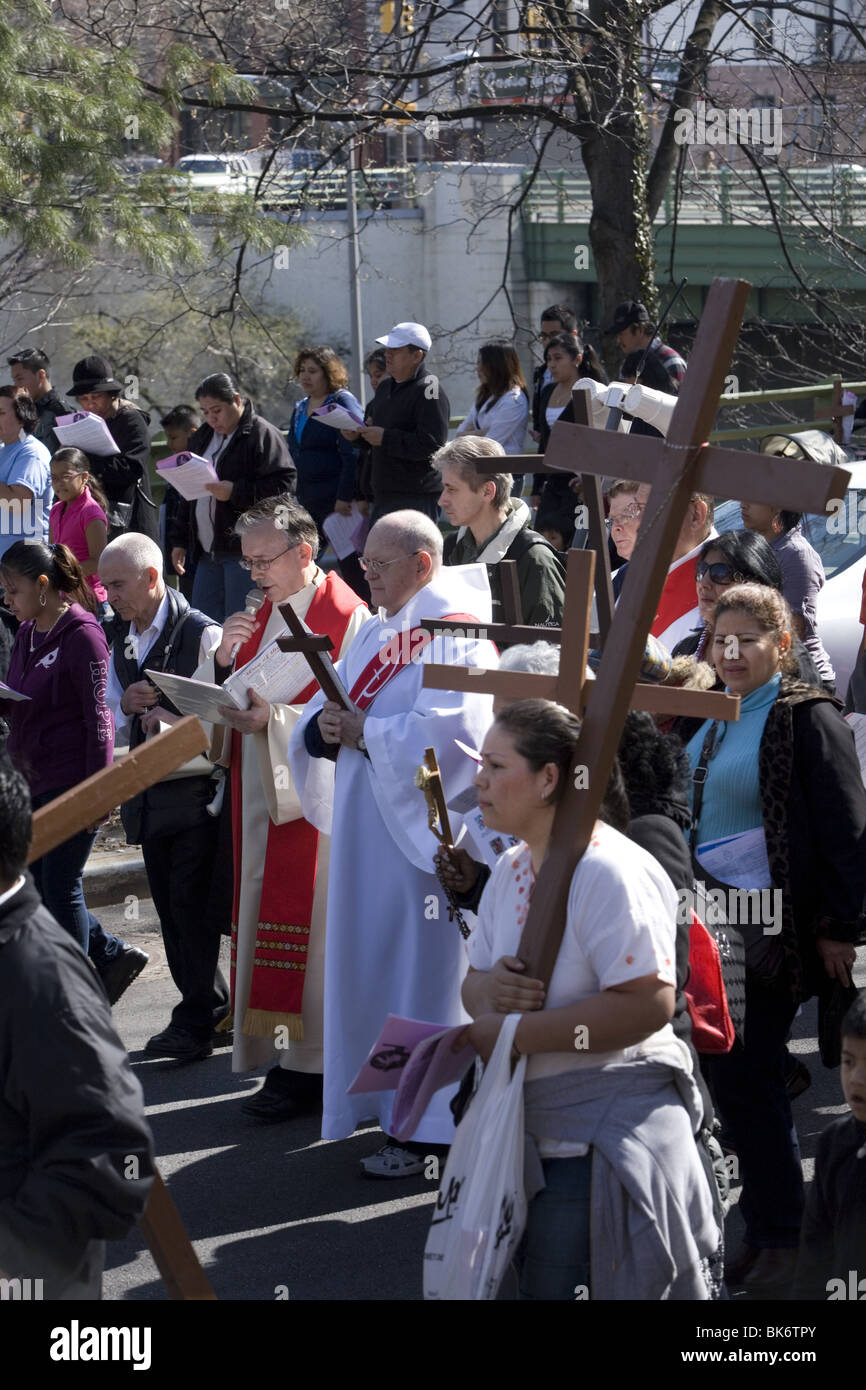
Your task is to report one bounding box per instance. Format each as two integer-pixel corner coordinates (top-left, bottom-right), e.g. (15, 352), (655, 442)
(346, 136), (365, 404)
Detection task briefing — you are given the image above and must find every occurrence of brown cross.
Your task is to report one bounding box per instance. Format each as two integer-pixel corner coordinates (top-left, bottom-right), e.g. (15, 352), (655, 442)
(274, 601), (355, 709)
(423, 277), (850, 984)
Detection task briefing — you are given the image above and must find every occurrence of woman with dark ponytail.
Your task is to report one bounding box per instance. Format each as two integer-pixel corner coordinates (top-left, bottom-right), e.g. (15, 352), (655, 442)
(0, 539), (114, 949)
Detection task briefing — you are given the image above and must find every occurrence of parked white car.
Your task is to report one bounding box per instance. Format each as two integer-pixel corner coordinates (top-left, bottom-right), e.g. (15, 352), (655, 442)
(170, 154), (252, 193)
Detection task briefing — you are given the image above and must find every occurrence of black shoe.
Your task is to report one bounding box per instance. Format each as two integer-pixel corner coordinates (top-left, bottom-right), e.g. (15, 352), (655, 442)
(241, 1070), (322, 1122)
(98, 945), (149, 1006)
(144, 1024), (213, 1063)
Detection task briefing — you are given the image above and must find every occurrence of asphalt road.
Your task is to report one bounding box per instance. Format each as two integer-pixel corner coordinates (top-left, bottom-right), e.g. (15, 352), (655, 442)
(100, 898), (864, 1302)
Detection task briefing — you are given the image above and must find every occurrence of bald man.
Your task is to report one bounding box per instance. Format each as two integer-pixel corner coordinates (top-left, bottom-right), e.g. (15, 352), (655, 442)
(289, 511), (497, 1174)
(101, 532), (229, 1063)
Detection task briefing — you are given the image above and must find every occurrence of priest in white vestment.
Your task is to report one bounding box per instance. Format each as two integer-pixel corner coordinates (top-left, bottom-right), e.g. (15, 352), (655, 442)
(288, 511), (497, 1175)
(196, 495), (370, 1121)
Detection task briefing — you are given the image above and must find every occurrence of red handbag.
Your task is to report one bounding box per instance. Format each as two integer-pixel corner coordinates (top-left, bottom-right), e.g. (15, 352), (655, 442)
(685, 909), (736, 1054)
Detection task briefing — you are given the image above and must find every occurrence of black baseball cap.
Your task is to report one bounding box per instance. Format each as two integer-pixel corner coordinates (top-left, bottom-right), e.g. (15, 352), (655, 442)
(604, 300), (652, 335)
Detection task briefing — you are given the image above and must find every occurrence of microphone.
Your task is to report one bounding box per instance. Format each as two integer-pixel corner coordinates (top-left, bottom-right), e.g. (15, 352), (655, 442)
(230, 587), (266, 664)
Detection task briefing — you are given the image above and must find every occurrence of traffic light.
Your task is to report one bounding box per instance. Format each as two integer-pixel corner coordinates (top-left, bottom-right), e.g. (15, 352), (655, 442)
(379, 1), (414, 33)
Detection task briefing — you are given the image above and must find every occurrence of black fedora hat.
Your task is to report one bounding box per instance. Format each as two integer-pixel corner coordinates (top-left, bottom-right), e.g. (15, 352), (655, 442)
(68, 354), (124, 396)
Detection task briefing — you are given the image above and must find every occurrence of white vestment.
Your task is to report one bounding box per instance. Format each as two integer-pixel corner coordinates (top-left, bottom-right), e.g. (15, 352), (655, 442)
(288, 565), (497, 1143)
(195, 567), (370, 1075)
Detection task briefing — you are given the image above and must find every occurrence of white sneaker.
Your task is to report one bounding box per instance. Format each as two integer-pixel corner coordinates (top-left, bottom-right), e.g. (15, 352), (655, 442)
(359, 1142), (426, 1178)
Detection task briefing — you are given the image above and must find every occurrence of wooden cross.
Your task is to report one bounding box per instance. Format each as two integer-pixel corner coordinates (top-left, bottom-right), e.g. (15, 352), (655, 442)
(423, 277), (851, 985)
(421, 547), (740, 723)
(28, 718), (217, 1301)
(275, 601), (355, 709)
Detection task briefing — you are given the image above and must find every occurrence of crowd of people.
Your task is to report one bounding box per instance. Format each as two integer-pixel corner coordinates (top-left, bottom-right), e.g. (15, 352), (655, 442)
(0, 304), (864, 1303)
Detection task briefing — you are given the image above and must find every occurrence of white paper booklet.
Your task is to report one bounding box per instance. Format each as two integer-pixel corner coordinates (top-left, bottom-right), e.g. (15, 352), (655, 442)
(322, 503), (368, 560)
(146, 639), (316, 726)
(156, 451), (220, 501)
(312, 401), (365, 431)
(54, 412), (120, 456)
(694, 827), (772, 891)
(0, 680), (31, 702)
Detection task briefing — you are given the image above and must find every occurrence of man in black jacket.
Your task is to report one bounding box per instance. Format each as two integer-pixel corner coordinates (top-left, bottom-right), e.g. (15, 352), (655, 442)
(7, 346), (70, 452)
(167, 372), (296, 622)
(351, 322), (449, 524)
(101, 532), (230, 1065)
(0, 755), (154, 1299)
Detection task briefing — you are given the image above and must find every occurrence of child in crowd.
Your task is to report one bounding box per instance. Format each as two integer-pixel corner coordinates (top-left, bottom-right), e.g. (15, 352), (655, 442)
(160, 404), (201, 598)
(49, 447), (110, 621)
(794, 991), (866, 1299)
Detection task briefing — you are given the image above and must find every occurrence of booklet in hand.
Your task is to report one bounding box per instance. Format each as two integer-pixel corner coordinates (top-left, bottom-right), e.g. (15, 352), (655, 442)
(54, 411), (120, 457)
(156, 451), (220, 501)
(347, 1013), (478, 1142)
(312, 400), (365, 431)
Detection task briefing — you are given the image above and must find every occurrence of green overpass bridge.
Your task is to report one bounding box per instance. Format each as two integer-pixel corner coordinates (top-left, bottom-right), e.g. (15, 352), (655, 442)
(521, 168), (866, 320)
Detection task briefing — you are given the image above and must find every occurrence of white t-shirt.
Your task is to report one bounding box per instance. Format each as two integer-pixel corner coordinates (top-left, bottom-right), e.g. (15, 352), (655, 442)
(466, 822), (684, 1156)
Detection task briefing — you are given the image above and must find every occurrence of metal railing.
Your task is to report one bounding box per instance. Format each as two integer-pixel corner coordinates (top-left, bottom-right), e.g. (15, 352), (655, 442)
(257, 165), (418, 212)
(522, 168), (866, 226)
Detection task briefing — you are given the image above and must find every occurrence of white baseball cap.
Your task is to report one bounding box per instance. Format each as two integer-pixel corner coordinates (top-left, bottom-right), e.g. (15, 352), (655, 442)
(375, 321), (432, 351)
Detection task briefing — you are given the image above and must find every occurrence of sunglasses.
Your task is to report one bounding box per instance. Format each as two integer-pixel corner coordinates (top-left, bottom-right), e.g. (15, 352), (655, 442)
(696, 561), (745, 584)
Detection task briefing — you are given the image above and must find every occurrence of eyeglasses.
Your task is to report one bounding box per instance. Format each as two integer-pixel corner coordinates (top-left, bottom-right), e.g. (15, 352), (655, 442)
(240, 545), (297, 572)
(359, 550), (420, 576)
(696, 561), (745, 585)
(605, 502), (645, 529)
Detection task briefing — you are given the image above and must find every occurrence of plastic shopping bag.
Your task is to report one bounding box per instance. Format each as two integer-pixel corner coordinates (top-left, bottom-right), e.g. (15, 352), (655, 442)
(423, 1014), (527, 1300)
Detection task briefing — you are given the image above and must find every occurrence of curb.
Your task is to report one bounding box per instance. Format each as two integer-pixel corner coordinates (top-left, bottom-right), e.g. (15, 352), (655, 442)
(84, 851), (150, 909)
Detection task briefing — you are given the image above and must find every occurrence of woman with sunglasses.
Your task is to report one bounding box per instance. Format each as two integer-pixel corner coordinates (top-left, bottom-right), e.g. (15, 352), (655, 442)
(672, 530), (824, 685)
(682, 583), (866, 1297)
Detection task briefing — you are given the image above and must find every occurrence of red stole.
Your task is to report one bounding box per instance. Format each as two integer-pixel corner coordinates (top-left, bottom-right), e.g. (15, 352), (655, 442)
(651, 556), (699, 642)
(348, 614), (481, 710)
(230, 573), (364, 1040)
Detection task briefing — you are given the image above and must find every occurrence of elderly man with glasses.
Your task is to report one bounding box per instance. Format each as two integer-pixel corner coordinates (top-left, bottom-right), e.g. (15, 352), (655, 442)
(288, 510), (497, 1176)
(195, 495), (370, 1117)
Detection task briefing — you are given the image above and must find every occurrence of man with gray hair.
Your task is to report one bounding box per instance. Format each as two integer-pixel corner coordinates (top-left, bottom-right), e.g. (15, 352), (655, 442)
(438, 436), (565, 631)
(289, 510), (497, 1174)
(101, 532), (229, 1064)
(195, 494), (369, 1119)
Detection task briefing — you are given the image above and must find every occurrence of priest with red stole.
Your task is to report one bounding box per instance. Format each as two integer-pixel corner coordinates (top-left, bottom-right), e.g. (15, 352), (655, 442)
(195, 495), (370, 1121)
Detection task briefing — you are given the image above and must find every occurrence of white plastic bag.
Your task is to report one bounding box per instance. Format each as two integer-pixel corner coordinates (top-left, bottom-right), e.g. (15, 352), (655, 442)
(423, 1014), (527, 1300)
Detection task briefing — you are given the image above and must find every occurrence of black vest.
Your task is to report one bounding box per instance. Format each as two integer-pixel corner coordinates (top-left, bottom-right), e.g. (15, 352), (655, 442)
(112, 589), (213, 841)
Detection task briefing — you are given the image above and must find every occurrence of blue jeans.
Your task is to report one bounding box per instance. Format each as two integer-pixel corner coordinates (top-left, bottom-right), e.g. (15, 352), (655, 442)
(517, 1151), (592, 1300)
(707, 976), (804, 1249)
(191, 553), (251, 624)
(29, 790), (98, 952)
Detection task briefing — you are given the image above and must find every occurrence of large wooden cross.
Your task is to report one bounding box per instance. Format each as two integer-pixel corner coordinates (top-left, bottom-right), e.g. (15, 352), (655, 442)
(28, 718), (218, 1301)
(425, 278), (850, 984)
(421, 547), (739, 723)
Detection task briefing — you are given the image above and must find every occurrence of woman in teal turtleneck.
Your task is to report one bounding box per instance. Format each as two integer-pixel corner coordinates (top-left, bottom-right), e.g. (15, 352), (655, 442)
(684, 583), (866, 1299)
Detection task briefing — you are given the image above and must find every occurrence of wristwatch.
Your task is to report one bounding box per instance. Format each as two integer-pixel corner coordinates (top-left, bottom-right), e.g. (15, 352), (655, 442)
(356, 733), (371, 759)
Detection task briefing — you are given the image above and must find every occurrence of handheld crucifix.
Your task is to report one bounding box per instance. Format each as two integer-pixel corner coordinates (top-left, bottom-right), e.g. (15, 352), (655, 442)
(274, 601), (357, 708)
(423, 277), (850, 985)
(28, 718), (217, 1300)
